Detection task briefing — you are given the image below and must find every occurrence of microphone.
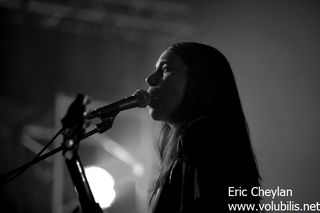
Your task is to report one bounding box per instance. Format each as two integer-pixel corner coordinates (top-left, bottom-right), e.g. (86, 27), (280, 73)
(84, 89), (150, 119)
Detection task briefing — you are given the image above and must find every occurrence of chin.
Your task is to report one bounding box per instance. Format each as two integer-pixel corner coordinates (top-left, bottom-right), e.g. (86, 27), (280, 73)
(148, 108), (166, 122)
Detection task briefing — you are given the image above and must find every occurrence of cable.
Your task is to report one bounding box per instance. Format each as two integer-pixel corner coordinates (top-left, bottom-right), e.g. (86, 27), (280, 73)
(33, 128), (64, 160)
(0, 128), (64, 185)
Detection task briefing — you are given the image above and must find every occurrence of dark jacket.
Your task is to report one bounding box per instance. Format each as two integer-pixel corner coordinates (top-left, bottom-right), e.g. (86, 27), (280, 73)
(152, 114), (260, 213)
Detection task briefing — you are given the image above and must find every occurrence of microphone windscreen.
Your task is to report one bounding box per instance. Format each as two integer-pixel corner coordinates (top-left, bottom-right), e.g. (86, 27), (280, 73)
(133, 89), (151, 107)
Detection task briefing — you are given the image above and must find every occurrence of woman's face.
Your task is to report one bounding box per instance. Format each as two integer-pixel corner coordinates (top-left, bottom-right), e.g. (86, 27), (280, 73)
(146, 49), (188, 123)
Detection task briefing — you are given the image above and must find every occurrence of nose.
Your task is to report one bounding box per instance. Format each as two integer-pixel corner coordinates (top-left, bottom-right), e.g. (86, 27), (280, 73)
(145, 72), (160, 87)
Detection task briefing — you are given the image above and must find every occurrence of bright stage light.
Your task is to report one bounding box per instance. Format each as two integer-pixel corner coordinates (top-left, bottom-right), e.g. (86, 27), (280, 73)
(84, 166), (116, 209)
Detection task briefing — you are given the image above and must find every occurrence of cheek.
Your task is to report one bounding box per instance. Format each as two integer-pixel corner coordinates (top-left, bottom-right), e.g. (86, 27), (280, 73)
(174, 77), (187, 104)
(178, 81), (187, 99)
(164, 79), (187, 112)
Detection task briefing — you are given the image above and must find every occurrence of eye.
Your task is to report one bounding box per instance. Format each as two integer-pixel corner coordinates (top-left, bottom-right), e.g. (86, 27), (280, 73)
(162, 64), (172, 73)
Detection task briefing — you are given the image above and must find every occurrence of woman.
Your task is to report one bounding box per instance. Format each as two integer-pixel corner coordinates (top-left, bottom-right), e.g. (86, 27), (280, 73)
(146, 42), (261, 212)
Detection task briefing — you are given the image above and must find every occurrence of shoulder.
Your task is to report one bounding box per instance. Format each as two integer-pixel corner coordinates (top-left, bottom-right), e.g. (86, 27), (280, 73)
(186, 115), (214, 131)
(179, 115), (223, 163)
(181, 114), (223, 142)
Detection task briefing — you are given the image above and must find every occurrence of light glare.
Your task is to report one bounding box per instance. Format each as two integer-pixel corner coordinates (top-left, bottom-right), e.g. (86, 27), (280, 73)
(85, 166), (116, 209)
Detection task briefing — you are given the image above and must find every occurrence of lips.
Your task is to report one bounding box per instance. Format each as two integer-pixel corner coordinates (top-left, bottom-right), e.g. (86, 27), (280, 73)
(147, 88), (160, 107)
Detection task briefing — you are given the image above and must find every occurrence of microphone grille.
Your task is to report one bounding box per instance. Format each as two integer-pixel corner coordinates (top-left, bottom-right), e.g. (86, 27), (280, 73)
(133, 89), (151, 107)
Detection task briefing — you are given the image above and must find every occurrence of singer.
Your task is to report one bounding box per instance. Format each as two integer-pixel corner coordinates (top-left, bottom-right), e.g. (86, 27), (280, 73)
(146, 42), (261, 212)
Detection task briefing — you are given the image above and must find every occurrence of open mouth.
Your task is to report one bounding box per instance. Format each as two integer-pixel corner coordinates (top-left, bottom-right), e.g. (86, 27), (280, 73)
(147, 88), (160, 107)
(147, 95), (159, 108)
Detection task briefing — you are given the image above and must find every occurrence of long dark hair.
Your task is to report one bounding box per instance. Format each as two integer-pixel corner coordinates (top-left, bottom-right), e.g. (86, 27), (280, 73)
(150, 42), (261, 204)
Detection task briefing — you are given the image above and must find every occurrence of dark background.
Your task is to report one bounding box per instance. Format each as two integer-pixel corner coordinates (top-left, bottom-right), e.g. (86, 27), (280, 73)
(1, 0), (320, 212)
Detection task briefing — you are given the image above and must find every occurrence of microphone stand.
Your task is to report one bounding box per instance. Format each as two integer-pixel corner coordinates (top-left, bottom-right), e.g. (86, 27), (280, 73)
(1, 94), (120, 213)
(60, 94), (118, 213)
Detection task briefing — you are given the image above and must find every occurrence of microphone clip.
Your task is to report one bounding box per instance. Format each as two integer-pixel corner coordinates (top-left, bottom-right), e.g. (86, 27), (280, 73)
(95, 111), (118, 133)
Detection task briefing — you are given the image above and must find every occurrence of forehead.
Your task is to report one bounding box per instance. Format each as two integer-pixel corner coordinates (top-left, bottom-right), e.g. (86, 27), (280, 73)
(156, 49), (187, 68)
